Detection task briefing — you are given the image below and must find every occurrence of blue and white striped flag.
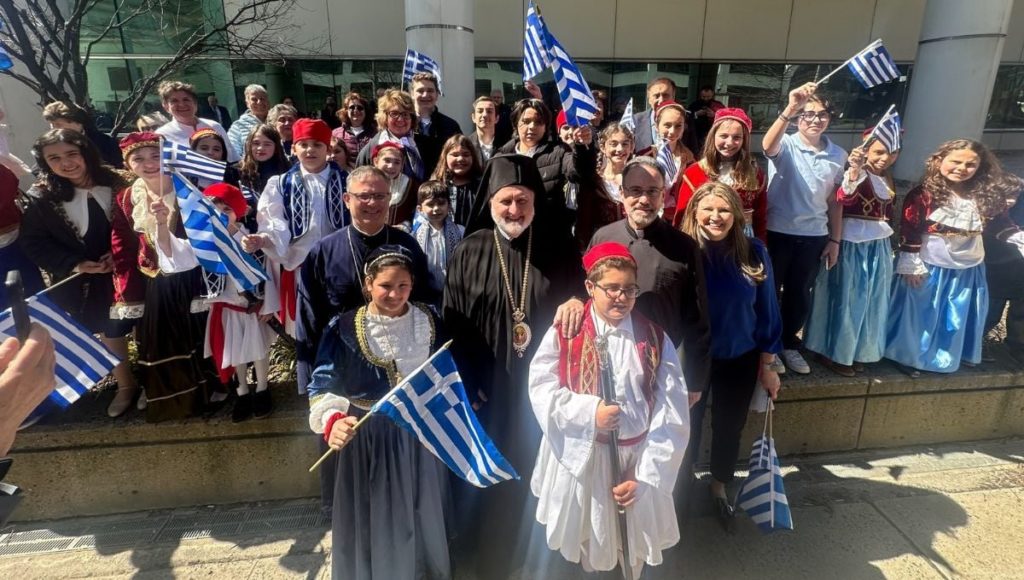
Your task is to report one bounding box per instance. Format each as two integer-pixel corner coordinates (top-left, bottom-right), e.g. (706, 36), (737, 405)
(846, 39), (900, 89)
(619, 97), (636, 132)
(171, 172), (268, 292)
(161, 139), (226, 183)
(736, 432), (793, 533)
(523, 1), (550, 81)
(0, 294), (120, 414)
(371, 347), (519, 488)
(403, 48), (443, 94)
(866, 104), (902, 153)
(545, 28), (599, 123)
(0, 20), (13, 72)
(656, 142), (677, 185)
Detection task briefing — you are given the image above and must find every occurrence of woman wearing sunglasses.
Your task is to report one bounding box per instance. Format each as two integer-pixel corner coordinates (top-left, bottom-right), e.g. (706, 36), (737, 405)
(333, 92), (378, 165)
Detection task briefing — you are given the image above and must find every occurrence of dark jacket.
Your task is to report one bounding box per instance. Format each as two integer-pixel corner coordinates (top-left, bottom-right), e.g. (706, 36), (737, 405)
(355, 132), (442, 181)
(87, 128), (124, 169)
(496, 138), (596, 233)
(418, 108), (463, 145)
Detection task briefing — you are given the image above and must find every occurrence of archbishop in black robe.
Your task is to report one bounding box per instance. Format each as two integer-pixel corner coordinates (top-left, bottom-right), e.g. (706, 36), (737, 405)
(443, 154), (585, 578)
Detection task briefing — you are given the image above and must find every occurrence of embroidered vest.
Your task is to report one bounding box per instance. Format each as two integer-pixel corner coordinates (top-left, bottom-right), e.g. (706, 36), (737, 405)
(556, 302), (663, 446)
(280, 161), (349, 240)
(841, 174), (895, 222)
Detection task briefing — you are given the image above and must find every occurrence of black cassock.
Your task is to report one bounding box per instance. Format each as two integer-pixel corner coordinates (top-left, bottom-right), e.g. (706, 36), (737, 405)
(443, 224), (584, 578)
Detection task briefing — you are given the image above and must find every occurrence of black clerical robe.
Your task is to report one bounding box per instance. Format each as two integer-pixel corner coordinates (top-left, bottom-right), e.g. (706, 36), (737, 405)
(296, 224), (436, 390)
(442, 224), (584, 577)
(590, 217), (712, 392)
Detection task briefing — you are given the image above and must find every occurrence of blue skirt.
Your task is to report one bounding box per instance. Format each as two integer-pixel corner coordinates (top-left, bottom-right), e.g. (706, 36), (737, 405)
(884, 263), (988, 373)
(805, 238), (892, 365)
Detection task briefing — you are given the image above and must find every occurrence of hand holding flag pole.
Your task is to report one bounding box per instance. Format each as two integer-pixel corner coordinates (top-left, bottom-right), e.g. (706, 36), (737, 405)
(308, 339), (455, 472)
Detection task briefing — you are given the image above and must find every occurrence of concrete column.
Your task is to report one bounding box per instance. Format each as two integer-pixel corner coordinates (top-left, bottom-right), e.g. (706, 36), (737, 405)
(894, 0), (1013, 181)
(404, 0), (475, 131)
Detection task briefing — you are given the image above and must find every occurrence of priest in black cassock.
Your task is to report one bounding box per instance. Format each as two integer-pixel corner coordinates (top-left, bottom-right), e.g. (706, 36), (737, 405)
(444, 154), (586, 578)
(296, 165), (436, 517)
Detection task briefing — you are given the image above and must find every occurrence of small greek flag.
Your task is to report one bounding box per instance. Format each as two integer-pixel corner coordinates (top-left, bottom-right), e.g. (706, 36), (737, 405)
(523, 2), (551, 81)
(371, 347), (519, 488)
(546, 30), (599, 123)
(619, 98), (636, 132)
(0, 294), (120, 414)
(847, 39), (900, 89)
(736, 432), (793, 533)
(0, 20), (13, 71)
(161, 139), (226, 183)
(656, 142), (677, 185)
(403, 49), (443, 94)
(171, 172), (268, 292)
(866, 104), (902, 153)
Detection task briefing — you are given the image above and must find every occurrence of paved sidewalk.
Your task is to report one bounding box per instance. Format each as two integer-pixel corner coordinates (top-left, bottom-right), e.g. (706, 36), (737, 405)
(1, 438), (1023, 579)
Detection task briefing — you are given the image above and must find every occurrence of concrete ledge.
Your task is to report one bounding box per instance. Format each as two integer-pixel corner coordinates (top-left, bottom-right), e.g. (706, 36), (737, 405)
(7, 343), (1024, 521)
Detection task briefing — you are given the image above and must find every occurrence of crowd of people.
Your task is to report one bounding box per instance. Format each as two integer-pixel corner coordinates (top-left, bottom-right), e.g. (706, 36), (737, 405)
(1, 71), (1024, 579)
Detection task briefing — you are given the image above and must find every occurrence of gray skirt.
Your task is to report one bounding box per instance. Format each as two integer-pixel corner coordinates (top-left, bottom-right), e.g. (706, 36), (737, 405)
(332, 413), (453, 580)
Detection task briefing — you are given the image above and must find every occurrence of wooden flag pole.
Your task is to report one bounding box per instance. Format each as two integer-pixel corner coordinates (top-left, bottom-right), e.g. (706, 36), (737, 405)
(307, 339), (455, 473)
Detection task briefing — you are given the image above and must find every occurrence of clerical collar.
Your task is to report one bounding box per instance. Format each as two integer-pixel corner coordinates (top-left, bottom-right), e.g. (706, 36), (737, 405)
(352, 223), (386, 238)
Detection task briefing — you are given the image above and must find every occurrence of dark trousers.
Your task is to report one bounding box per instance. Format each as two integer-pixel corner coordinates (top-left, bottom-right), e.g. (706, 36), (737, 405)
(687, 349), (760, 484)
(767, 230), (829, 349)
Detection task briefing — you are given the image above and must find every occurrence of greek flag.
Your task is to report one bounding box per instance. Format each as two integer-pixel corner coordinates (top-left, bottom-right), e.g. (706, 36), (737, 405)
(403, 49), (443, 94)
(866, 104), (902, 153)
(847, 39), (900, 89)
(546, 30), (599, 123)
(0, 20), (13, 71)
(171, 172), (268, 292)
(656, 142), (677, 185)
(619, 97), (636, 132)
(161, 139), (226, 183)
(523, 1), (550, 81)
(736, 433), (794, 533)
(0, 294), (120, 414)
(371, 347), (519, 488)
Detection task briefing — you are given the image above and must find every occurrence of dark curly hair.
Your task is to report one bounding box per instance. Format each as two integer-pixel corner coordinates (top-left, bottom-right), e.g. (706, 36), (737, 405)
(920, 139), (1024, 220)
(31, 128), (126, 203)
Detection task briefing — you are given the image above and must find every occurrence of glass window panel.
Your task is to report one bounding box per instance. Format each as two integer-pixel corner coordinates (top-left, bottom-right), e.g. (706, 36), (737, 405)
(81, 0), (228, 56)
(986, 65), (1024, 129)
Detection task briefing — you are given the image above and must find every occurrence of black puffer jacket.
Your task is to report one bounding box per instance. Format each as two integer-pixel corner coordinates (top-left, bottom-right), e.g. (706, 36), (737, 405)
(497, 138), (596, 233)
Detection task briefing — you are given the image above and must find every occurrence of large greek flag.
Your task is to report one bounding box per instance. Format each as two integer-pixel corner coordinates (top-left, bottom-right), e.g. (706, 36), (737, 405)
(867, 104), (902, 153)
(522, 2), (550, 81)
(847, 39), (900, 89)
(0, 294), (120, 413)
(736, 434), (794, 533)
(171, 172), (268, 292)
(403, 48), (443, 94)
(371, 348), (519, 488)
(545, 29), (599, 123)
(162, 139), (226, 183)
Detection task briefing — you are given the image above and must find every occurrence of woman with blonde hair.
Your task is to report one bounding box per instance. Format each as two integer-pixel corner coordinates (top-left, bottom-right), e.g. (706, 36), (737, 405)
(678, 181), (782, 531)
(354, 89), (440, 179)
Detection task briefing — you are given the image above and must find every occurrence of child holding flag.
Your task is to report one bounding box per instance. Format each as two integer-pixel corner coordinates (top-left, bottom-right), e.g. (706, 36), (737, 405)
(805, 128), (899, 376)
(152, 182), (278, 422)
(527, 242), (690, 578)
(307, 244), (452, 580)
(110, 132), (215, 421)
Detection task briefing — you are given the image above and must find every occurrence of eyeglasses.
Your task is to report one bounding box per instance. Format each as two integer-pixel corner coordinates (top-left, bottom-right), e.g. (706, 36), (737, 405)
(349, 192), (389, 203)
(799, 111), (831, 122)
(347, 105), (364, 111)
(386, 111), (412, 120)
(592, 283), (641, 300)
(622, 186), (663, 199)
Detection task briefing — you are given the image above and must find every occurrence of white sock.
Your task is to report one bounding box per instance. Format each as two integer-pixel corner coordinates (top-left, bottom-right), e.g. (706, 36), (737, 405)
(235, 366), (250, 396)
(253, 359), (270, 392)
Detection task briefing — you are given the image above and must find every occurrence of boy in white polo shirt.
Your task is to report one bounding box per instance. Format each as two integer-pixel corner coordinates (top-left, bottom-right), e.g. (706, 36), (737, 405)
(761, 82), (848, 374)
